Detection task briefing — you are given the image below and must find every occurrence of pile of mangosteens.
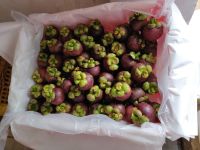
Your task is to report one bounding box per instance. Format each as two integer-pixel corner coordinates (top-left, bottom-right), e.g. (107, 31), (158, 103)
(28, 12), (163, 126)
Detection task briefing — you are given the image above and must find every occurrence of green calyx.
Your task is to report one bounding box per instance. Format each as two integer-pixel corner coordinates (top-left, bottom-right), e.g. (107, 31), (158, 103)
(99, 76), (112, 89)
(80, 35), (95, 49)
(111, 42), (125, 56)
(104, 105), (113, 114)
(45, 25), (57, 37)
(107, 107), (123, 121)
(47, 39), (57, 47)
(47, 67), (61, 78)
(113, 26), (126, 39)
(64, 39), (81, 51)
(90, 19), (101, 30)
(56, 77), (65, 86)
(68, 85), (81, 99)
(130, 12), (147, 21)
(133, 95), (149, 105)
(42, 84), (55, 102)
(63, 59), (76, 73)
(72, 104), (86, 117)
(102, 32), (114, 46)
(72, 71), (87, 87)
(110, 82), (130, 97)
(153, 104), (160, 114)
(32, 70), (43, 84)
(74, 24), (88, 36)
(129, 52), (141, 60)
(135, 65), (152, 79)
(105, 87), (111, 95)
(48, 55), (58, 67)
(60, 26), (70, 37)
(106, 53), (119, 71)
(56, 103), (71, 113)
(142, 81), (158, 94)
(93, 44), (106, 58)
(87, 85), (102, 102)
(40, 40), (47, 50)
(93, 104), (104, 114)
(117, 71), (131, 85)
(27, 99), (39, 111)
(38, 52), (48, 62)
(31, 84), (43, 98)
(131, 107), (149, 125)
(141, 53), (156, 64)
(147, 18), (162, 28)
(78, 58), (99, 69)
(40, 102), (53, 115)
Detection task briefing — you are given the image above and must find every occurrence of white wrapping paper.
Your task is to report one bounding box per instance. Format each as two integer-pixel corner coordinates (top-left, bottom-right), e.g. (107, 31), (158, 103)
(0, 1), (199, 150)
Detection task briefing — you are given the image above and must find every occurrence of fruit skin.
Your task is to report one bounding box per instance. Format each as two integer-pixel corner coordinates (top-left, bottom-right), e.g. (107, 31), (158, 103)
(47, 39), (62, 53)
(56, 78), (72, 93)
(129, 12), (148, 32)
(86, 65), (100, 77)
(144, 41), (157, 56)
(98, 72), (114, 89)
(121, 52), (140, 70)
(37, 52), (49, 68)
(113, 24), (129, 42)
(137, 102), (156, 122)
(45, 67), (61, 83)
(131, 63), (152, 83)
(86, 85), (103, 103)
(89, 19), (104, 39)
(32, 68), (47, 84)
(127, 34), (145, 52)
(72, 103), (88, 117)
(90, 104), (104, 114)
(72, 71), (94, 91)
(63, 39), (83, 57)
(130, 88), (145, 101)
(142, 18), (163, 41)
(68, 85), (85, 103)
(42, 84), (65, 105)
(110, 82), (131, 101)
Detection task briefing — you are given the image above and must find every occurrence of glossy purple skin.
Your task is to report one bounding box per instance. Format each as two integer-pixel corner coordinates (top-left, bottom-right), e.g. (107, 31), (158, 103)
(125, 105), (134, 123)
(144, 41), (157, 56)
(94, 90), (103, 103)
(99, 72), (114, 82)
(80, 52), (90, 59)
(72, 103), (88, 115)
(112, 104), (126, 115)
(51, 87), (65, 105)
(147, 73), (157, 82)
(73, 94), (85, 103)
(37, 59), (48, 68)
(86, 66), (100, 77)
(142, 26), (163, 41)
(89, 26), (104, 39)
(63, 44), (83, 57)
(90, 103), (103, 114)
(131, 63), (149, 83)
(62, 79), (72, 93)
(127, 34), (142, 52)
(130, 19), (148, 32)
(79, 73), (94, 91)
(115, 89), (131, 101)
(49, 41), (62, 53)
(130, 88), (145, 101)
(121, 54), (137, 70)
(38, 68), (47, 82)
(137, 102), (156, 122)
